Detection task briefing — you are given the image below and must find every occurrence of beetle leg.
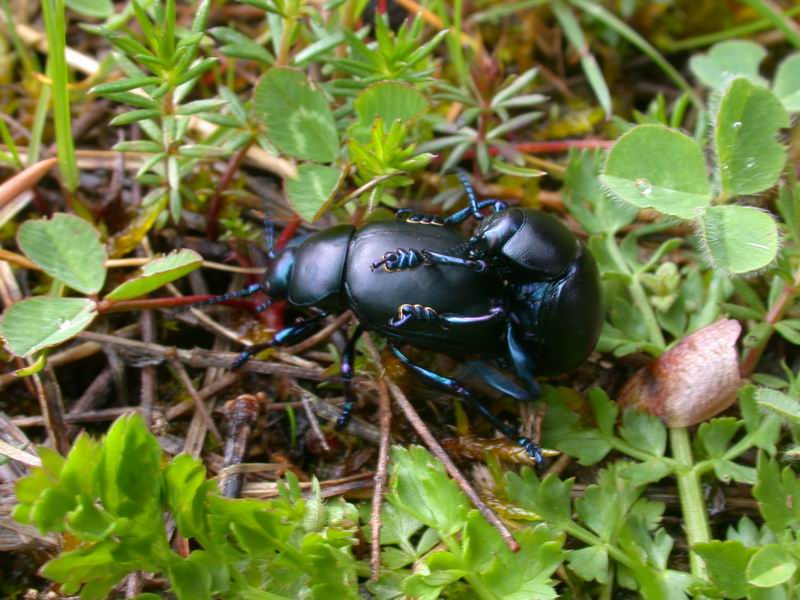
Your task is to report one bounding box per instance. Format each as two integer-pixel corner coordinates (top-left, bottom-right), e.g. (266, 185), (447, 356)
(448, 170), (509, 223)
(506, 324), (542, 398)
(388, 343), (544, 466)
(420, 249), (487, 271)
(232, 312), (327, 369)
(389, 305), (505, 329)
(370, 248), (424, 271)
(335, 323), (366, 429)
(394, 208), (445, 226)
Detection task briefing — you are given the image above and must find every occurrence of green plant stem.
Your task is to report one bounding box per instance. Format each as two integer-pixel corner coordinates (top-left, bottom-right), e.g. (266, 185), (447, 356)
(740, 0), (800, 49)
(567, 0), (702, 110)
(604, 234), (666, 350)
(669, 426), (710, 580)
(40, 0), (78, 191)
(277, 18), (296, 66)
(662, 4), (800, 52)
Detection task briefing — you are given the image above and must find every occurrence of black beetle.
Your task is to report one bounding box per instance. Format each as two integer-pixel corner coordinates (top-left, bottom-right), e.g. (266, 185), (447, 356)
(199, 174), (603, 464)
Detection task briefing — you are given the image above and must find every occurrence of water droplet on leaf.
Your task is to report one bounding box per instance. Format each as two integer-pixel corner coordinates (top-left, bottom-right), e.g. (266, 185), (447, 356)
(732, 121), (742, 129)
(745, 158), (756, 168)
(635, 178), (653, 196)
(57, 318), (72, 331)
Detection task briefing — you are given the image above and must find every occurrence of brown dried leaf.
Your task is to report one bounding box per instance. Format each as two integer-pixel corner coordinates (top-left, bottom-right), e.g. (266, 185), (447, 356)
(618, 319), (742, 427)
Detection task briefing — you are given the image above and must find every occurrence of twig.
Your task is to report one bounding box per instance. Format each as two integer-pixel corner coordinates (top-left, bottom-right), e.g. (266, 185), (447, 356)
(77, 331), (330, 381)
(285, 311), (353, 355)
(65, 368), (113, 439)
(219, 395), (260, 498)
(12, 406), (141, 428)
(298, 386), (331, 452)
(370, 380), (392, 580)
(0, 323), (140, 391)
(33, 367), (69, 455)
(164, 371), (242, 421)
(139, 308), (157, 425)
(0, 439), (41, 467)
(168, 358), (222, 448)
(384, 378), (520, 552)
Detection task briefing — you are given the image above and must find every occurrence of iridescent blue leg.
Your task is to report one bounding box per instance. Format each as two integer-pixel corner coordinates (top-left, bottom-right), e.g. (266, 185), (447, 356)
(264, 217), (276, 259)
(463, 361), (537, 402)
(388, 343), (544, 466)
(336, 323), (366, 429)
(390, 305), (505, 329)
(506, 324), (541, 398)
(371, 248), (485, 273)
(194, 283), (264, 308)
(445, 170), (508, 224)
(232, 312), (327, 370)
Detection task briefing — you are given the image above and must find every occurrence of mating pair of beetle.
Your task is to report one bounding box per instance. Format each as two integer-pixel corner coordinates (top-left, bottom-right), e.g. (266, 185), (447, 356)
(201, 174), (603, 465)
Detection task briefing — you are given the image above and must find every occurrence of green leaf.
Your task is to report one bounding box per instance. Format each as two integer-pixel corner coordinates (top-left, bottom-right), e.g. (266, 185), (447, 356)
(714, 78), (789, 196)
(285, 163), (343, 223)
(747, 544), (796, 588)
(620, 409), (666, 457)
(567, 546), (609, 583)
(698, 205), (779, 274)
(65, 0), (114, 19)
(97, 413), (162, 519)
(564, 149), (638, 235)
(688, 40), (767, 90)
(506, 469), (573, 526)
(463, 514), (563, 599)
(698, 417), (740, 457)
(389, 446), (468, 537)
(0, 297), (97, 357)
(694, 540), (755, 599)
(491, 159), (545, 178)
(552, 1), (611, 117)
(775, 319), (800, 345)
(599, 125), (711, 219)
(773, 53), (800, 111)
(350, 82), (429, 143)
(254, 68), (339, 162)
(105, 250), (203, 300)
(18, 213), (107, 294)
(756, 388), (800, 425)
(754, 454), (800, 532)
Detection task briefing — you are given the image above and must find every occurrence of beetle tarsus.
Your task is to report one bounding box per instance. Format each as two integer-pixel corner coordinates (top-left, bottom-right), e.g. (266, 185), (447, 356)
(389, 343), (546, 467)
(336, 324), (365, 429)
(517, 436), (544, 467)
(371, 248), (424, 271)
(390, 304), (439, 327)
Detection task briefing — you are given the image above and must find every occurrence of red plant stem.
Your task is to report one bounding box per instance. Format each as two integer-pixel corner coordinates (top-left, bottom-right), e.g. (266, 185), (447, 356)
(97, 295), (255, 313)
(452, 139), (614, 163)
(377, 0), (388, 13)
(206, 144), (252, 240)
(274, 214), (301, 252)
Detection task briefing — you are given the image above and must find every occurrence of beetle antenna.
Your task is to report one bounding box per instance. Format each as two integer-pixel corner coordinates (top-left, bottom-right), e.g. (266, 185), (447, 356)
(264, 216), (276, 259)
(193, 283), (265, 308)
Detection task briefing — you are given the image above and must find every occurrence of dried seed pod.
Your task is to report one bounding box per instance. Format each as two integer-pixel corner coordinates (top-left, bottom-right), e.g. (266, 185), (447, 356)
(618, 319), (743, 427)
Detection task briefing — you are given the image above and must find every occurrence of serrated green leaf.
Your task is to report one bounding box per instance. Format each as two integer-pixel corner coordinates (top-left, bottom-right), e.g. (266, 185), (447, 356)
(773, 53), (800, 111)
(567, 545), (609, 583)
(254, 68), (339, 162)
(689, 40), (767, 90)
(285, 163), (342, 223)
(350, 82), (429, 143)
(715, 78), (789, 196)
(1, 297), (97, 357)
(694, 540), (755, 599)
(754, 454), (800, 532)
(620, 409), (666, 457)
(18, 213), (107, 294)
(698, 417), (740, 457)
(698, 205), (779, 274)
(599, 125), (711, 219)
(104, 250), (203, 301)
(389, 446), (468, 537)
